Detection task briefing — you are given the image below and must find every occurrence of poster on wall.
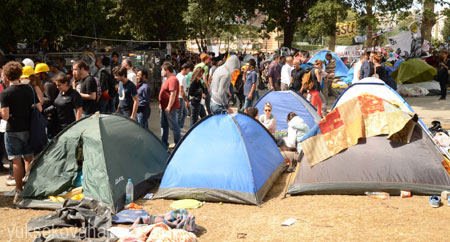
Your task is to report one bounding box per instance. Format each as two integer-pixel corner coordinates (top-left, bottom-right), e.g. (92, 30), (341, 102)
(336, 21), (357, 38)
(335, 45), (364, 57)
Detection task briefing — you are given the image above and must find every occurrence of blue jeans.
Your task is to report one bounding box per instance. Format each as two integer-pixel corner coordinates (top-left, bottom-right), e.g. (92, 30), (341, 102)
(190, 102), (206, 127)
(210, 101), (228, 115)
(177, 98), (188, 129)
(137, 107), (151, 130)
(241, 96), (254, 111)
(98, 96), (116, 113)
(4, 131), (33, 160)
(160, 109), (181, 147)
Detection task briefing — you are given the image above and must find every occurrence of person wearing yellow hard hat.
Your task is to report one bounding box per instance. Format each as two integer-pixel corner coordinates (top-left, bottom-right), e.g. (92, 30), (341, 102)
(20, 65), (35, 85)
(35, 62), (59, 139)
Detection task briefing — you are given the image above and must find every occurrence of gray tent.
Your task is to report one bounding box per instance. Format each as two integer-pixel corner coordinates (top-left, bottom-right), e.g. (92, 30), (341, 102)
(288, 124), (450, 196)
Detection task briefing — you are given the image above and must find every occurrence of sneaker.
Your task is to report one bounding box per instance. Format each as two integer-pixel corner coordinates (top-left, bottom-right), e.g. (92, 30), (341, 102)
(429, 195), (441, 208)
(5, 180), (15, 186)
(13, 189), (22, 205)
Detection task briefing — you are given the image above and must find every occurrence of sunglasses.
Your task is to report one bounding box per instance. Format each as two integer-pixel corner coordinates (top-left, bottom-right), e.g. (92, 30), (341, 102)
(264, 109), (271, 112)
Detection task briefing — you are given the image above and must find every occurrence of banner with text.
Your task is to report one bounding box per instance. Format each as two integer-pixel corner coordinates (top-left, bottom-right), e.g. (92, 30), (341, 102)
(335, 45), (364, 57)
(336, 21), (357, 38)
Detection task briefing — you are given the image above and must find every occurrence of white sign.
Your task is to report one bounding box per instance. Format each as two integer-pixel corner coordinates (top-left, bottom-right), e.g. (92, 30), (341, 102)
(335, 45), (364, 57)
(387, 22), (422, 58)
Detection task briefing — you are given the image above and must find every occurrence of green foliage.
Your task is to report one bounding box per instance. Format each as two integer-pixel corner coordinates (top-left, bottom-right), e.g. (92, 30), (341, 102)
(110, 0), (187, 41)
(306, 0), (349, 37)
(0, 0), (119, 51)
(443, 15), (450, 42)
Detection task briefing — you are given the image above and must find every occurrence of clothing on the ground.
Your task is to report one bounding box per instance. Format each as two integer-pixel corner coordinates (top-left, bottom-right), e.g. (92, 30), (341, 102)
(0, 85), (38, 132)
(118, 80), (137, 113)
(79, 75), (98, 115)
(159, 75), (180, 111)
(259, 114), (276, 133)
(53, 87), (82, 131)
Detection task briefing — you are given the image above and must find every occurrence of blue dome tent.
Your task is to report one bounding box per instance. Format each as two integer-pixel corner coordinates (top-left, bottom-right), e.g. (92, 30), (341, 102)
(156, 113), (286, 205)
(254, 90), (321, 131)
(308, 50), (348, 77)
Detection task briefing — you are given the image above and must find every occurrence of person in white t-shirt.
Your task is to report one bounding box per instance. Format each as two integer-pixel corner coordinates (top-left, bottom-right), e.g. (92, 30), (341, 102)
(176, 62), (192, 129)
(352, 55), (367, 84)
(280, 56), (293, 91)
(122, 59), (137, 86)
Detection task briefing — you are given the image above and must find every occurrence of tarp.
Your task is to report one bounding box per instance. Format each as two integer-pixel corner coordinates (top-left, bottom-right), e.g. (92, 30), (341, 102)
(391, 58), (437, 84)
(20, 114), (168, 213)
(308, 50), (348, 77)
(156, 113), (285, 205)
(301, 94), (418, 166)
(288, 93), (450, 195)
(254, 90), (321, 131)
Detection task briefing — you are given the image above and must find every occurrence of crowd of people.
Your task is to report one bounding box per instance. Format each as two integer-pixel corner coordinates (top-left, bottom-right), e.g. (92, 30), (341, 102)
(1, 46), (448, 204)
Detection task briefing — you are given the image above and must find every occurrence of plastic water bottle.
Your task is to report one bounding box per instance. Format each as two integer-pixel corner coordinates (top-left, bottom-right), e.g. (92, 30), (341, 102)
(125, 178), (134, 205)
(364, 191), (390, 200)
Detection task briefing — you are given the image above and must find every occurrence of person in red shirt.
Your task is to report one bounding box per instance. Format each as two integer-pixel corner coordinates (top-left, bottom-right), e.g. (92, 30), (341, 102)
(159, 62), (181, 147)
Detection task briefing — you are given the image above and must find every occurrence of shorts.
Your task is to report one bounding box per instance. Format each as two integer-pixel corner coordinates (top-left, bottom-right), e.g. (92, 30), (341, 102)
(4, 131), (33, 160)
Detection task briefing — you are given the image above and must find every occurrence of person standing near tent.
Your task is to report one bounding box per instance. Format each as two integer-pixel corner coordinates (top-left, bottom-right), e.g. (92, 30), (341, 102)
(72, 61), (97, 117)
(359, 52), (374, 79)
(122, 59), (137, 86)
(352, 55), (367, 84)
(309, 60), (324, 117)
(437, 50), (449, 100)
(290, 59), (305, 94)
(323, 53), (339, 113)
(194, 53), (211, 114)
(176, 63), (191, 129)
(0, 62), (41, 203)
(53, 74), (82, 134)
(268, 54), (281, 91)
(113, 66), (138, 120)
(189, 67), (207, 127)
(241, 59), (258, 111)
(280, 56), (293, 91)
(159, 62), (181, 147)
(210, 55), (240, 115)
(136, 69), (151, 129)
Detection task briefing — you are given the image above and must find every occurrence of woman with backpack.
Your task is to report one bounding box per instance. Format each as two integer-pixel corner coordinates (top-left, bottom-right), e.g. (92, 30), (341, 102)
(188, 67), (207, 127)
(304, 60), (324, 117)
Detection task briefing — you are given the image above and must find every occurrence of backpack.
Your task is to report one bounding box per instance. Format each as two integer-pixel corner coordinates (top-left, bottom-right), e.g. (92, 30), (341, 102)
(100, 70), (117, 100)
(301, 67), (315, 91)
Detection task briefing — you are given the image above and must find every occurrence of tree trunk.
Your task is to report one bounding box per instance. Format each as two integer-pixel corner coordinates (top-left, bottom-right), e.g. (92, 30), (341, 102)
(328, 34), (336, 51)
(421, 0), (436, 42)
(195, 38), (201, 53)
(283, 19), (296, 48)
(365, 4), (373, 49)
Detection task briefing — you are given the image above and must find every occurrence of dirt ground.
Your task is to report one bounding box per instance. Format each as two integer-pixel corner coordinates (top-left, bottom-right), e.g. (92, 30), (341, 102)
(0, 96), (449, 242)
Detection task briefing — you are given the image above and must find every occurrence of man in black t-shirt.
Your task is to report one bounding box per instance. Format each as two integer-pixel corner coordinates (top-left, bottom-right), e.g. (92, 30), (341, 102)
(0, 61), (41, 203)
(113, 66), (138, 119)
(72, 61), (97, 116)
(290, 59), (305, 93)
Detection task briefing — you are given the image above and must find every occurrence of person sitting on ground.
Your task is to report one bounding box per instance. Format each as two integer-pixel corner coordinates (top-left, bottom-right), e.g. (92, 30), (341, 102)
(244, 107), (258, 119)
(279, 112), (310, 172)
(258, 102), (276, 134)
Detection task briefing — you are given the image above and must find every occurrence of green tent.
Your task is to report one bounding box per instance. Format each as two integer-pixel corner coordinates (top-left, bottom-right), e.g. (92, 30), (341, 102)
(19, 114), (168, 213)
(391, 58), (437, 84)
